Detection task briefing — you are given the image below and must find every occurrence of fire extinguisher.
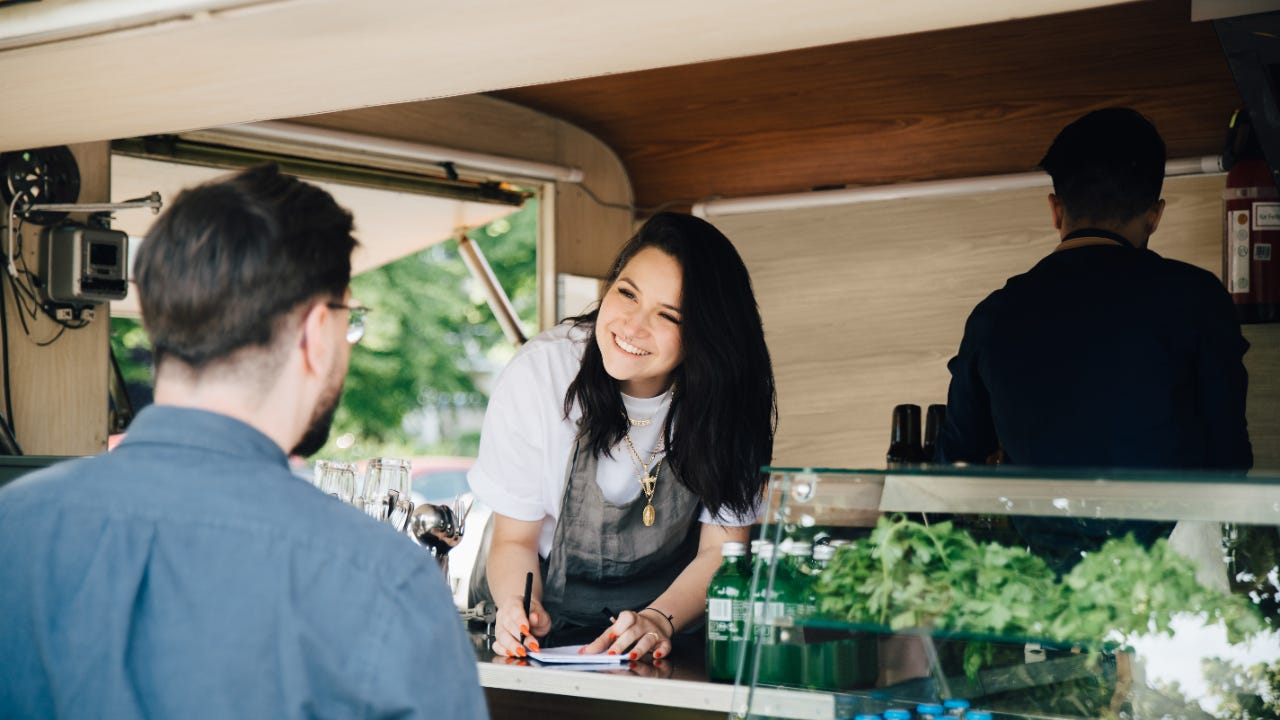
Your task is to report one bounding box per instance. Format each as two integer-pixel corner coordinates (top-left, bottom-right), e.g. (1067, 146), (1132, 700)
(1223, 108), (1280, 323)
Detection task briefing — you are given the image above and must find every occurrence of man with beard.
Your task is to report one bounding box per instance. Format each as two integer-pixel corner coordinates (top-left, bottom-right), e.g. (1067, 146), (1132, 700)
(0, 165), (486, 719)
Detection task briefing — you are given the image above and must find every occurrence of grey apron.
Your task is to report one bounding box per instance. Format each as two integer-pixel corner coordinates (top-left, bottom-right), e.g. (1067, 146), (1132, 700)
(471, 437), (702, 632)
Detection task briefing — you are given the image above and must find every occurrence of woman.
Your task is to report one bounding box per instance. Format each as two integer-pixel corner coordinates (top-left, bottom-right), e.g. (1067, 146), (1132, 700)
(468, 212), (776, 661)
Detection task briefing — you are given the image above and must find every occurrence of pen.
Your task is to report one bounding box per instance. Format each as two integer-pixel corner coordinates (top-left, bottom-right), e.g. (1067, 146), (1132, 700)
(519, 571), (533, 646)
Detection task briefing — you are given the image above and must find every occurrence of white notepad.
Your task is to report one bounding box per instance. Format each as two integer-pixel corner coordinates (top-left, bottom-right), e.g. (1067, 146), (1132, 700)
(527, 644), (627, 664)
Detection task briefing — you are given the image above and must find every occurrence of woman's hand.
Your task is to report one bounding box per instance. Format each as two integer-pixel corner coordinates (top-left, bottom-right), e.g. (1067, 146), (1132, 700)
(491, 596), (552, 658)
(485, 514), (549, 658)
(580, 609), (671, 660)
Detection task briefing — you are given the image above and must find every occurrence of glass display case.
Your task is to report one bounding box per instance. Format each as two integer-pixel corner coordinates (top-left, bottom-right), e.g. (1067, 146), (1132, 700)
(728, 466), (1280, 720)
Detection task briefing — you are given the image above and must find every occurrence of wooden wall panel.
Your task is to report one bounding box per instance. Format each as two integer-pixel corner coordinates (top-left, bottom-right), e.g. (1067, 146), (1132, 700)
(496, 0), (1239, 212)
(5, 142), (111, 455)
(714, 173), (1280, 471)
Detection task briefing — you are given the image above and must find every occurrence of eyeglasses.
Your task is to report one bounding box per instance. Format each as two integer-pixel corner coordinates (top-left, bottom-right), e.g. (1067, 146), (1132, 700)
(326, 301), (370, 345)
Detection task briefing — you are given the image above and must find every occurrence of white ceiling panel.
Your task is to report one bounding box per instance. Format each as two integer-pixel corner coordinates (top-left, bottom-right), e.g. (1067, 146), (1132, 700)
(0, 0), (1126, 152)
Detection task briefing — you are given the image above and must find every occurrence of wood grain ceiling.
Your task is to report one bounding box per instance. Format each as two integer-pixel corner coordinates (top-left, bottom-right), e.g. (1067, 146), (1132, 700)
(493, 1), (1241, 213)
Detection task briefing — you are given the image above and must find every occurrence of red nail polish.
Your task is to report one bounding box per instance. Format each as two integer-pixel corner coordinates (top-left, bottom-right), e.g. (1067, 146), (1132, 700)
(529, 641), (540, 652)
(654, 651), (663, 659)
(516, 646), (527, 657)
(505, 650), (514, 658)
(608, 633), (617, 641)
(607, 650), (617, 656)
(520, 624), (529, 635)
(629, 652), (637, 660)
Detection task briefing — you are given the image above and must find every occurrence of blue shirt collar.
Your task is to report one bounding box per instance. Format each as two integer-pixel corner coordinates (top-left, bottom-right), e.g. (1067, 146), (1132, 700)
(119, 405), (290, 467)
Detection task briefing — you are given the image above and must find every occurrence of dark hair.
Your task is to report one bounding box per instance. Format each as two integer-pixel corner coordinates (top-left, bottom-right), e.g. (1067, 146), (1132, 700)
(1039, 107), (1166, 224)
(563, 212), (777, 518)
(134, 164), (357, 369)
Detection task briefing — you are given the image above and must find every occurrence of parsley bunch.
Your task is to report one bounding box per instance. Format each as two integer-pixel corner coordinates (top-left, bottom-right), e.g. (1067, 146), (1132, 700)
(813, 514), (1264, 647)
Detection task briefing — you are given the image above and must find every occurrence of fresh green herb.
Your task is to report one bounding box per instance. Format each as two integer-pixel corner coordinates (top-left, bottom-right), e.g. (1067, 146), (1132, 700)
(813, 514), (1264, 649)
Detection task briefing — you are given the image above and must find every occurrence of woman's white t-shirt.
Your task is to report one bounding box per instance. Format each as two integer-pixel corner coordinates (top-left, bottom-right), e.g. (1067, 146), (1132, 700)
(468, 323), (757, 558)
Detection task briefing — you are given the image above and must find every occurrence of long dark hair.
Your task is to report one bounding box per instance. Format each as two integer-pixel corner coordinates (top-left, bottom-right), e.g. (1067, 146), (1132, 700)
(563, 212), (777, 518)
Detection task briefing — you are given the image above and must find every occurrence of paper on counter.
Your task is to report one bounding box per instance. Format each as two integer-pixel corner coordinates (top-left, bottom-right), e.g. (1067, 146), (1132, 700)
(527, 644), (627, 664)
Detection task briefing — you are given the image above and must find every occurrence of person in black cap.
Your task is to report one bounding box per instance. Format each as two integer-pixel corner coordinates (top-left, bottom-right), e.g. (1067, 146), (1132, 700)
(936, 108), (1252, 565)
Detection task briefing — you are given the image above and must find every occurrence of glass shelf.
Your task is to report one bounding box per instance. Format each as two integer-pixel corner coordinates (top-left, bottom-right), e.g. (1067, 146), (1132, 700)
(729, 467), (1280, 720)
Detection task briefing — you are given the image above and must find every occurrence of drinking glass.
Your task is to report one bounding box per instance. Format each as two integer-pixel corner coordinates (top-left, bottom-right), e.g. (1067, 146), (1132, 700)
(319, 461), (358, 504)
(312, 459), (332, 487)
(363, 457), (411, 523)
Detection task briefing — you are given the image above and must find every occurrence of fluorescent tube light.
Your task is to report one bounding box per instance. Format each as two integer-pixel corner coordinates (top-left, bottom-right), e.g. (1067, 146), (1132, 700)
(183, 120), (584, 184)
(692, 155), (1223, 219)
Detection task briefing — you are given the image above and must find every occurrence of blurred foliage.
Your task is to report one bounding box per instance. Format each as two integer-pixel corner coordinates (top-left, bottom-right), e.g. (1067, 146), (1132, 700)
(1132, 657), (1280, 719)
(1227, 523), (1280, 626)
(110, 197), (538, 459)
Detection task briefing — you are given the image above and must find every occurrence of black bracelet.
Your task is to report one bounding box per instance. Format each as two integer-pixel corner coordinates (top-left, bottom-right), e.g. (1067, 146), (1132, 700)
(640, 606), (675, 635)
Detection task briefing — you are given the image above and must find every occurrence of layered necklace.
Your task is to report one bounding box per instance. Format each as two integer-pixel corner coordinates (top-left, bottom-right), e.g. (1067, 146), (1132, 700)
(622, 386), (672, 527)
(623, 433), (663, 527)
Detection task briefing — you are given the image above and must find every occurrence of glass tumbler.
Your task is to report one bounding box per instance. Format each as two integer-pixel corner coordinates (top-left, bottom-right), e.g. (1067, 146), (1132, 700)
(362, 457), (411, 523)
(319, 461), (358, 504)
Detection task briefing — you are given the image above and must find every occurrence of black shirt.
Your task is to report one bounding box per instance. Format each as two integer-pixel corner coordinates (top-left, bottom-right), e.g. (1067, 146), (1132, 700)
(938, 243), (1252, 470)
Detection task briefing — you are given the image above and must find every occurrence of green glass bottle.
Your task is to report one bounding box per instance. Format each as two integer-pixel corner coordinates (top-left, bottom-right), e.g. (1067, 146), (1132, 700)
(802, 543), (834, 689)
(784, 541), (816, 619)
(776, 541), (814, 686)
(706, 541), (750, 682)
(751, 540), (790, 686)
(803, 543), (879, 690)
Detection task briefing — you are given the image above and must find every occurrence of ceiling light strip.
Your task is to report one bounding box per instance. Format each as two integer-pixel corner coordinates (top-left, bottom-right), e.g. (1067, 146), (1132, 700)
(692, 155), (1223, 219)
(112, 137), (529, 206)
(184, 120), (584, 184)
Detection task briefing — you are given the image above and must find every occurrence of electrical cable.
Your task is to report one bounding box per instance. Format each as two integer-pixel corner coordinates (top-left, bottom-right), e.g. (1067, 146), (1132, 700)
(35, 326), (66, 346)
(575, 181), (721, 216)
(0, 227), (14, 437)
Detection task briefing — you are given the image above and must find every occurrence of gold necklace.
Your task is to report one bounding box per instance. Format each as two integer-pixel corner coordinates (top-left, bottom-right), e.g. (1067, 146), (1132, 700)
(622, 433), (663, 526)
(625, 386), (673, 427)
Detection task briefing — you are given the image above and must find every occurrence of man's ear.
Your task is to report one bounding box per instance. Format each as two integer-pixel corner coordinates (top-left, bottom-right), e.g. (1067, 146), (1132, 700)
(1147, 198), (1166, 236)
(1048, 193), (1066, 231)
(298, 302), (334, 379)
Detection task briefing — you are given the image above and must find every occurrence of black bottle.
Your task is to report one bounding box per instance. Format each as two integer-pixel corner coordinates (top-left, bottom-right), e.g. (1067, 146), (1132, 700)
(922, 404), (946, 463)
(886, 404), (926, 467)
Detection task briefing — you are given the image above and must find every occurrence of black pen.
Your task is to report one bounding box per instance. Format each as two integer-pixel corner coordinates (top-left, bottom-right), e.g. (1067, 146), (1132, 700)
(519, 571), (533, 646)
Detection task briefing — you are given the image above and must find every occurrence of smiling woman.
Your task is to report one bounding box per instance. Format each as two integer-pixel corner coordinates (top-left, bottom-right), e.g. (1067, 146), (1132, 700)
(466, 211), (777, 664)
(594, 246), (685, 398)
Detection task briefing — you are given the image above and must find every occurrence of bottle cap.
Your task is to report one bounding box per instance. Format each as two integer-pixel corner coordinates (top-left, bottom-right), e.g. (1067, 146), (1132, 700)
(884, 710), (912, 720)
(916, 704), (945, 715)
(785, 541), (812, 557)
(943, 698), (971, 710)
(812, 545), (836, 561)
(721, 541), (746, 557)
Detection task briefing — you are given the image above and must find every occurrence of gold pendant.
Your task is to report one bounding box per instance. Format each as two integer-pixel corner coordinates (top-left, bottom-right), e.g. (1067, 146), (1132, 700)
(642, 502), (656, 526)
(640, 474), (657, 495)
